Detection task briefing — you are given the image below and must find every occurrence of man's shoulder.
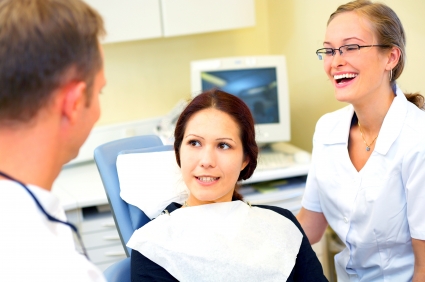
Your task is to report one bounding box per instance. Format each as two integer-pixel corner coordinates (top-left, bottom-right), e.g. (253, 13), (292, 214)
(0, 181), (54, 217)
(0, 181), (106, 281)
(0, 181), (66, 248)
(0, 180), (37, 213)
(0, 245), (106, 281)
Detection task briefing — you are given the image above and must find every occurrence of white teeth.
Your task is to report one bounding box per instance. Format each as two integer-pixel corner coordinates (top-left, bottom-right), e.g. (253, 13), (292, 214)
(198, 177), (218, 182)
(334, 73), (358, 80)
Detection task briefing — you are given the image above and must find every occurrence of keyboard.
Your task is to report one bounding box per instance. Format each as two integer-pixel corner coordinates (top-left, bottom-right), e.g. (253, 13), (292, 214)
(256, 151), (293, 171)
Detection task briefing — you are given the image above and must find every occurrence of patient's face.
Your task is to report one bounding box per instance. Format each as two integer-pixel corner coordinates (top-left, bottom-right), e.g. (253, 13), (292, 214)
(180, 108), (248, 206)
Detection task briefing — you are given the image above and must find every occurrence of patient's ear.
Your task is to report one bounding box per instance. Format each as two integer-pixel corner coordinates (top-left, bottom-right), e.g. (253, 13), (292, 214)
(60, 81), (87, 124)
(241, 157), (249, 171)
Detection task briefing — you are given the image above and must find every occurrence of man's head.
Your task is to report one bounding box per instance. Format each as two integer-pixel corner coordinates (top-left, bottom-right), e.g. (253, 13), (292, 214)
(0, 0), (105, 126)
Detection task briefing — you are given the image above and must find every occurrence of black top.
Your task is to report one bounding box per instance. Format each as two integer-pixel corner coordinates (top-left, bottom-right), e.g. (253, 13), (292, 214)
(131, 203), (328, 282)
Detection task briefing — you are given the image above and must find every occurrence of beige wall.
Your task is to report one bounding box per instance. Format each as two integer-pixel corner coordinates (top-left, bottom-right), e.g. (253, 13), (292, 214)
(99, 0), (425, 152)
(99, 0), (270, 125)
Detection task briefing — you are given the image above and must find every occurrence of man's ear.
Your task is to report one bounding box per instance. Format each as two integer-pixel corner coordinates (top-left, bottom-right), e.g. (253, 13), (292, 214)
(60, 81), (87, 124)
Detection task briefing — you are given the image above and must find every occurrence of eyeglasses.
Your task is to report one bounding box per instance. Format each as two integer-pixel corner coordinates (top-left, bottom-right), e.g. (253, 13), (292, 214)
(316, 44), (391, 60)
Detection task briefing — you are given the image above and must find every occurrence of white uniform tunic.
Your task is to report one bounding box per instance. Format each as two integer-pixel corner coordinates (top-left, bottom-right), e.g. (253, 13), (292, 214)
(302, 86), (425, 281)
(0, 180), (106, 282)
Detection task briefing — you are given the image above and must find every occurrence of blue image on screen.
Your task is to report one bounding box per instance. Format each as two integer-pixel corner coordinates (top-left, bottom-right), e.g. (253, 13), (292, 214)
(201, 68), (279, 124)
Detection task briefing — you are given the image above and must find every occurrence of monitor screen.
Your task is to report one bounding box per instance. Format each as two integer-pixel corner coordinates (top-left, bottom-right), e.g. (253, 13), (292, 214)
(191, 56), (290, 145)
(201, 68), (279, 125)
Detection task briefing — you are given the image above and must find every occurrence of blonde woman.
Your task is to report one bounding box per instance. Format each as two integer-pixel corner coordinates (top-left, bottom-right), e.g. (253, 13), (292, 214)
(297, 1), (425, 281)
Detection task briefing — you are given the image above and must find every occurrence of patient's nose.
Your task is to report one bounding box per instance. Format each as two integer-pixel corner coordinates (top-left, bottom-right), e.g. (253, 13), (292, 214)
(199, 147), (216, 168)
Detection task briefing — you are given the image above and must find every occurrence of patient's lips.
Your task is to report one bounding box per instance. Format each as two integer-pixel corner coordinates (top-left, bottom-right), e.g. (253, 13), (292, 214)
(198, 176), (218, 182)
(196, 175), (219, 184)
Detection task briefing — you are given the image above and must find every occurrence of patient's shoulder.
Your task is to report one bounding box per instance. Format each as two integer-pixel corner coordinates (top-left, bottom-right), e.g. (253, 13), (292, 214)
(254, 205), (300, 227)
(255, 204), (294, 217)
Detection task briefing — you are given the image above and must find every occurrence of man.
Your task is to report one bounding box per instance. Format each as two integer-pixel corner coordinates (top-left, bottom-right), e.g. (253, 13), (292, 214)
(0, 0), (107, 280)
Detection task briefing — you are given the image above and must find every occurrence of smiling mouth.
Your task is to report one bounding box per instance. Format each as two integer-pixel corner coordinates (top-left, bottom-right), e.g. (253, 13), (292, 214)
(334, 73), (358, 84)
(196, 176), (219, 183)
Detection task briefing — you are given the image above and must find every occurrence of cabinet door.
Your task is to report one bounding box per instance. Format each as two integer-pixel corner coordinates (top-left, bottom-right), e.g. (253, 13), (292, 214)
(85, 0), (162, 44)
(160, 0), (255, 37)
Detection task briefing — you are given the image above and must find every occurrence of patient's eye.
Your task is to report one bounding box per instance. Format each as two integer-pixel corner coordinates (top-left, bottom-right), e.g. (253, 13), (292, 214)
(188, 140), (201, 147)
(218, 142), (231, 150)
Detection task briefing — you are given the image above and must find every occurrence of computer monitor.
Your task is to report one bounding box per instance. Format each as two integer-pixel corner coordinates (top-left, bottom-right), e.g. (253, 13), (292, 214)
(190, 55), (290, 145)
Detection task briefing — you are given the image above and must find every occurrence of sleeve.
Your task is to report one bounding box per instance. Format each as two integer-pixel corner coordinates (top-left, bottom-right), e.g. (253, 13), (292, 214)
(131, 249), (178, 282)
(403, 141), (425, 240)
(259, 206), (328, 281)
(301, 124), (323, 213)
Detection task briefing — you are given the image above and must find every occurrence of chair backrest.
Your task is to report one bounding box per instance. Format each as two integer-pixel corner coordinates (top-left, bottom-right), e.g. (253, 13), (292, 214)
(94, 134), (172, 256)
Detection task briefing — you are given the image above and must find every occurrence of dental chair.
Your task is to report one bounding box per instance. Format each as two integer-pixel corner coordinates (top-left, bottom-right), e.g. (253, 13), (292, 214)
(94, 135), (174, 282)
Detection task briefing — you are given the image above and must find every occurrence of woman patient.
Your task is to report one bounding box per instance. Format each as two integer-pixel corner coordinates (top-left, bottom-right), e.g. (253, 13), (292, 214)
(127, 89), (327, 281)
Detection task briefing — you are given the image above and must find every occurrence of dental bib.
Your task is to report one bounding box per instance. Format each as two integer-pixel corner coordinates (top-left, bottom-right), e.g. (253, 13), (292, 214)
(127, 201), (302, 282)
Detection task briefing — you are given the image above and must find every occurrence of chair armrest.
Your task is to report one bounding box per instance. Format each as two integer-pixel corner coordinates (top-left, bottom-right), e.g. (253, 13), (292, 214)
(103, 257), (131, 282)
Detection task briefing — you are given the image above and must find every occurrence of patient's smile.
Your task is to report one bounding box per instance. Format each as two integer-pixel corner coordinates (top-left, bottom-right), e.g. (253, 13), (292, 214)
(196, 176), (219, 183)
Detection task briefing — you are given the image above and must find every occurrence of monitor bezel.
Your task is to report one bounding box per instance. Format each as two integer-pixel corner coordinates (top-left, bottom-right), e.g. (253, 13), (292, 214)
(190, 55), (290, 145)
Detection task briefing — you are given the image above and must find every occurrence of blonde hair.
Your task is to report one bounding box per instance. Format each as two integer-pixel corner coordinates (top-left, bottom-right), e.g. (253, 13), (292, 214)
(328, 0), (424, 109)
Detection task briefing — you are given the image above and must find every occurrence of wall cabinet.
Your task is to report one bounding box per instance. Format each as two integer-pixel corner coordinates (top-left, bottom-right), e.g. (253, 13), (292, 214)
(84, 0), (162, 44)
(84, 0), (255, 44)
(161, 0), (256, 37)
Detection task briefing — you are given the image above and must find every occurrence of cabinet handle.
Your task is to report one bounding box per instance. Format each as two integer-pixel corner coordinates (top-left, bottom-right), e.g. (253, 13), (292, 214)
(101, 222), (116, 227)
(105, 251), (126, 257)
(103, 235), (120, 241)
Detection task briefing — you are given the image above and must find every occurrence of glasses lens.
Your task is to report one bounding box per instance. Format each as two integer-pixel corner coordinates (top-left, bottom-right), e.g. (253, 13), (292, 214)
(341, 44), (360, 55)
(316, 48), (333, 60)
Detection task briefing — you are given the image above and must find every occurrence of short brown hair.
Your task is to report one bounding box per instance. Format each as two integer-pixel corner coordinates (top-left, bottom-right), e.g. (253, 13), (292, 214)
(0, 0), (105, 124)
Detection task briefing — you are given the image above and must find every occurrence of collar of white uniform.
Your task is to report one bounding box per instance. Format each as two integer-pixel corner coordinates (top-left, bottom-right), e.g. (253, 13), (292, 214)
(324, 84), (407, 155)
(127, 201), (303, 282)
